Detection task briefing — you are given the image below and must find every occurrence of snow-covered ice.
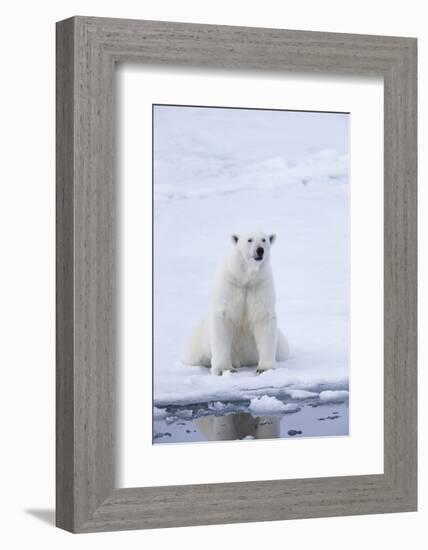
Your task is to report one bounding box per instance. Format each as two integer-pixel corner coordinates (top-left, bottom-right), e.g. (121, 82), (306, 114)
(153, 106), (350, 411)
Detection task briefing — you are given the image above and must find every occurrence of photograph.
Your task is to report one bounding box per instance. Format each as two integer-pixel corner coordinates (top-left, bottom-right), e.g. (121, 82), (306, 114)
(152, 104), (350, 444)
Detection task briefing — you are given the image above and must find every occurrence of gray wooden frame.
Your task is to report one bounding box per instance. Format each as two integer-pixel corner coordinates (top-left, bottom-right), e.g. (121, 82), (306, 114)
(56, 16), (417, 533)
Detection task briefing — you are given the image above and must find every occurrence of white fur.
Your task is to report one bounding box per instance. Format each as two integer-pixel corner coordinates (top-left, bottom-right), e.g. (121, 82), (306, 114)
(182, 230), (290, 376)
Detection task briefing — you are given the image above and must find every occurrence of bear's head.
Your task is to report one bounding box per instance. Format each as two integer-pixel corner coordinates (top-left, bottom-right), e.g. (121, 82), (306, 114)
(231, 230), (276, 265)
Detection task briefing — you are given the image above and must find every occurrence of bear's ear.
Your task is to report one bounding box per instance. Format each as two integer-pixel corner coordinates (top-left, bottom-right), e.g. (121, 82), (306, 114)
(231, 234), (239, 245)
(269, 234), (276, 245)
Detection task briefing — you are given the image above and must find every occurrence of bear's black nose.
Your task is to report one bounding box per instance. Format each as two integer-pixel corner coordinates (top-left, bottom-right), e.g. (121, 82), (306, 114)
(256, 247), (264, 256)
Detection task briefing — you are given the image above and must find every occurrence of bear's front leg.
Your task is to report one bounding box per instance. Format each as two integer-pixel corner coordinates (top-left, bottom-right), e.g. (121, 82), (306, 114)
(210, 311), (233, 376)
(254, 316), (277, 375)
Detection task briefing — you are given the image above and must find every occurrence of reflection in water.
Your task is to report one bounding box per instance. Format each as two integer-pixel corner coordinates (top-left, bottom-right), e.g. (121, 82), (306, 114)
(196, 413), (280, 441)
(153, 402), (349, 443)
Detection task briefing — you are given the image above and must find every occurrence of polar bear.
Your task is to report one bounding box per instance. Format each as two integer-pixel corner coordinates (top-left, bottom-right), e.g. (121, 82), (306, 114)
(182, 230), (289, 376)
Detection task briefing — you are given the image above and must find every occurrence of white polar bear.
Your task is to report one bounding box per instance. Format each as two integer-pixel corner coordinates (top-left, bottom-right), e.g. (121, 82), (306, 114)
(182, 230), (290, 376)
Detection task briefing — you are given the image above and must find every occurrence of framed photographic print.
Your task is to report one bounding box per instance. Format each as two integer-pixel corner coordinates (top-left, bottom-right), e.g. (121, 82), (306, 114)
(56, 16), (417, 532)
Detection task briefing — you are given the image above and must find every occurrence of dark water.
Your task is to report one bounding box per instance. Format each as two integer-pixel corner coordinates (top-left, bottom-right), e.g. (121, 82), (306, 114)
(153, 400), (349, 444)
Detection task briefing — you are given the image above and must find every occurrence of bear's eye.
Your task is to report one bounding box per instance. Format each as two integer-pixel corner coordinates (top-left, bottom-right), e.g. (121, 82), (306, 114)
(262, 238), (266, 242)
(248, 238), (253, 243)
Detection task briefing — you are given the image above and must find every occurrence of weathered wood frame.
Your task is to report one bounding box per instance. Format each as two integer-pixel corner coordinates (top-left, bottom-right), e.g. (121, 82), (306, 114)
(56, 16), (417, 533)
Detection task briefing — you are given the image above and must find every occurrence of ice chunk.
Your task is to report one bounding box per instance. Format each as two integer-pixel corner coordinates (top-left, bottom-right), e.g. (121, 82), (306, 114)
(319, 390), (349, 403)
(286, 389), (319, 400)
(153, 406), (167, 419)
(249, 395), (301, 415)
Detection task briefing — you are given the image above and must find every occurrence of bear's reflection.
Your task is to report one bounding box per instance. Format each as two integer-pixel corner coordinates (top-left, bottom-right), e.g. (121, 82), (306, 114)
(196, 413), (280, 441)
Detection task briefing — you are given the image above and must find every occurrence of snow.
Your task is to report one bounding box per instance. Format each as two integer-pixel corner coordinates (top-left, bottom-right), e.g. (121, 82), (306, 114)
(249, 396), (301, 415)
(153, 106), (350, 409)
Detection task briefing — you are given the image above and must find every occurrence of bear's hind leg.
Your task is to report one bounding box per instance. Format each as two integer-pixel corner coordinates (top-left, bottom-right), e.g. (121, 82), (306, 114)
(276, 328), (290, 362)
(181, 318), (211, 367)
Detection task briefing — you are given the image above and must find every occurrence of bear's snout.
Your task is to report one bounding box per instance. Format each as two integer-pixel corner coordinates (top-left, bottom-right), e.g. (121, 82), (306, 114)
(255, 247), (264, 260)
